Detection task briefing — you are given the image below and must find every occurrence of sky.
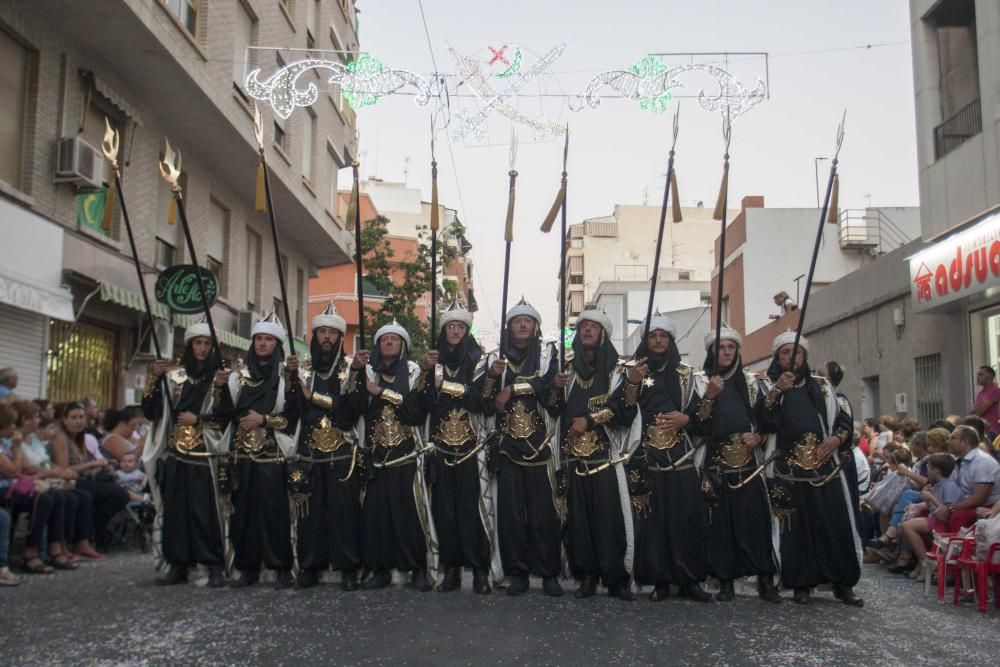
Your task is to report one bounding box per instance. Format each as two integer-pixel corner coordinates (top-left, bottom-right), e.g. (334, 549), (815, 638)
(347, 0), (919, 339)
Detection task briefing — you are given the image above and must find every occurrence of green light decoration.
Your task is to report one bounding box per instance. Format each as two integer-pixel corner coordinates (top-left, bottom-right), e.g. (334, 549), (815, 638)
(342, 54), (386, 110)
(562, 327), (576, 349)
(495, 47), (522, 79)
(630, 55), (673, 115)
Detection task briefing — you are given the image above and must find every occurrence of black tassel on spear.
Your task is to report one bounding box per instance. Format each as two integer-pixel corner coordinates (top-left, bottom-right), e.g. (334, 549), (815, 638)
(497, 133), (519, 360)
(539, 126), (569, 369)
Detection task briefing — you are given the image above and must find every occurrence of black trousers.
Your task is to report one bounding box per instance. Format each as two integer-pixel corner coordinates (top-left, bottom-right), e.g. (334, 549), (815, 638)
(75, 477), (129, 548)
(230, 459), (292, 571)
(704, 472), (776, 581)
(565, 465), (628, 588)
(297, 458), (362, 573)
(430, 455), (490, 570)
(496, 457), (560, 578)
(161, 457), (224, 568)
(634, 467), (707, 586)
(9, 489), (64, 548)
(54, 488), (94, 544)
(362, 461), (427, 572)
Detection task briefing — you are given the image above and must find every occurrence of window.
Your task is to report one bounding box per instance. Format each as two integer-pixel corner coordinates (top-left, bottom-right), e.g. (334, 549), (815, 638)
(570, 238), (583, 249)
(163, 0), (199, 37)
(80, 96), (123, 188)
(233, 2), (256, 94)
(155, 238), (176, 269)
(0, 28), (30, 189)
(296, 268), (306, 332)
(302, 109), (316, 183)
(925, 1), (981, 159)
(207, 198), (230, 297)
(246, 230), (262, 309)
(569, 275), (583, 285)
(915, 354), (943, 425)
(720, 295), (731, 326)
(306, 0), (319, 49)
(326, 148), (341, 214)
(678, 271), (691, 281)
(274, 121), (287, 153)
(862, 376), (881, 421)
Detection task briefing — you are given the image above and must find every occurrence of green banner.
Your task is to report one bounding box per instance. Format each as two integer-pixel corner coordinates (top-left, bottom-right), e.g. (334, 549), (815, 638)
(76, 187), (110, 235)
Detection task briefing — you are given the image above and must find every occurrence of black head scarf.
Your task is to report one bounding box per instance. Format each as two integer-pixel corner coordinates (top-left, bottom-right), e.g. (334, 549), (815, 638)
(703, 341), (752, 416)
(310, 328), (343, 374)
(636, 330), (683, 409)
(370, 332), (411, 395)
(437, 324), (482, 383)
(571, 324), (619, 398)
(176, 338), (219, 413)
(237, 337), (285, 414)
(501, 318), (542, 377)
(181, 339), (219, 380)
(766, 349), (828, 431)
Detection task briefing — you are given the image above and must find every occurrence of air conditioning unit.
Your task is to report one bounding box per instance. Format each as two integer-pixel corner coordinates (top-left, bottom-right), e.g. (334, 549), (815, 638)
(54, 136), (105, 190)
(237, 310), (258, 339)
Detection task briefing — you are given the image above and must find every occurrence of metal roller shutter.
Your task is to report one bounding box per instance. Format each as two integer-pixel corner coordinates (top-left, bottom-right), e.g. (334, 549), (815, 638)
(0, 303), (47, 399)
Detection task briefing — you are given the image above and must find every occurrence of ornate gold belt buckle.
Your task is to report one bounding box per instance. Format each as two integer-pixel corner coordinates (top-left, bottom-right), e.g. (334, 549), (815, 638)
(567, 430), (602, 458)
(719, 434), (752, 468)
(310, 425), (346, 453)
(238, 427), (267, 454)
(171, 424), (200, 452)
(645, 424), (679, 450)
(789, 433), (824, 471)
(438, 408), (473, 448)
(372, 405), (410, 449)
(503, 402), (537, 440)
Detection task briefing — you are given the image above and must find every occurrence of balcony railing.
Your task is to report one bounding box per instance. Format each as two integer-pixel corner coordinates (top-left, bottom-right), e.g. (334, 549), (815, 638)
(934, 98), (982, 160)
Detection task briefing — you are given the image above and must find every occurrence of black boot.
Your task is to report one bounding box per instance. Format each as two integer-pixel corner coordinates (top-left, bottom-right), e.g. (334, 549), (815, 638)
(609, 582), (636, 602)
(574, 575), (597, 599)
(436, 567), (461, 592)
(507, 574), (529, 596)
(792, 587), (811, 605)
(649, 584), (670, 602)
(472, 568), (491, 594)
(833, 584), (864, 607)
(296, 569), (319, 589)
(155, 565), (188, 586)
(362, 569), (391, 590)
(409, 569), (432, 592)
(683, 583), (714, 603)
(273, 570), (294, 590)
(207, 566), (225, 588)
(717, 580), (735, 602)
(230, 569), (259, 589)
(341, 570), (359, 592)
(542, 577), (563, 597)
(757, 576), (781, 604)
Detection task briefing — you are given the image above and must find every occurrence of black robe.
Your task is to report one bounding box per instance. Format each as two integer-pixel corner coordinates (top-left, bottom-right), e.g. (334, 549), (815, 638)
(689, 369), (776, 581)
(755, 369), (860, 590)
(142, 360), (224, 569)
(424, 331), (491, 571)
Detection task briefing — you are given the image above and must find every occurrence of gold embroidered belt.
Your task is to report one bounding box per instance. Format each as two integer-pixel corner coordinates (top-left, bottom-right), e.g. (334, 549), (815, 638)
(502, 402), (540, 440)
(643, 424), (680, 450)
(788, 433), (824, 471)
(235, 427), (276, 456)
(566, 430), (603, 458)
(170, 424), (205, 454)
(309, 424), (347, 453)
(372, 406), (411, 449)
(436, 409), (474, 448)
(716, 434), (752, 469)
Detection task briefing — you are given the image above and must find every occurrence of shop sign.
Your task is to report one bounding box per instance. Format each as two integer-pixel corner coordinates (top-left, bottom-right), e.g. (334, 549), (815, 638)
(910, 208), (1000, 312)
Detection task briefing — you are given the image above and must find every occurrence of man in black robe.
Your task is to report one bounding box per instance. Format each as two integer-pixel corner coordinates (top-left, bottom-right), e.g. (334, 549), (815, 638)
(424, 302), (494, 594)
(552, 309), (637, 601)
(143, 319), (226, 587)
(756, 332), (863, 606)
(689, 326), (779, 603)
(611, 314), (712, 602)
(215, 313), (300, 590)
(294, 304), (367, 590)
(356, 321), (435, 591)
(483, 298), (562, 597)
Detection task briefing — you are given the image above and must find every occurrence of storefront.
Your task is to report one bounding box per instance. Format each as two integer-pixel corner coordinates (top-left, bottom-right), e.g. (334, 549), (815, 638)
(909, 204), (1000, 417)
(0, 198), (76, 399)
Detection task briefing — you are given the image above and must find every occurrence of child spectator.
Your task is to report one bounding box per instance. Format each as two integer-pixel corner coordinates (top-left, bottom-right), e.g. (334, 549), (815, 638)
(115, 452), (148, 505)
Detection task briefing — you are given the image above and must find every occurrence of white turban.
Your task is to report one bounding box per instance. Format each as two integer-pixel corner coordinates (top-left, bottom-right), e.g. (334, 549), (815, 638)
(577, 309), (613, 337)
(439, 307), (473, 330)
(251, 317), (287, 349)
(183, 320), (211, 343)
(312, 304), (346, 334)
(506, 299), (542, 325)
(374, 320), (411, 349)
(704, 325), (742, 351)
(772, 330), (809, 354)
(646, 314), (677, 339)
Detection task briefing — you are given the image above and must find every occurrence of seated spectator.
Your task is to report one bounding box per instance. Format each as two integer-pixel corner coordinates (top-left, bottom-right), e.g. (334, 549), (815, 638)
(929, 419), (956, 433)
(870, 432), (932, 551)
(115, 452), (148, 506)
(33, 399), (55, 423)
(0, 506), (20, 585)
(961, 414), (991, 452)
(897, 453), (966, 572)
(862, 418), (880, 460)
(878, 415), (897, 449)
(0, 404), (76, 573)
(946, 414), (962, 427)
(0, 368), (17, 401)
(12, 400), (102, 561)
(49, 402), (129, 552)
(101, 406), (146, 463)
(897, 417), (921, 446)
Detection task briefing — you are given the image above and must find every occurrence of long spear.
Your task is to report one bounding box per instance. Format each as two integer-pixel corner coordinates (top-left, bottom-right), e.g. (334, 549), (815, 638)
(252, 104), (296, 356)
(712, 111), (733, 368)
(350, 160), (366, 351)
(497, 134), (519, 360)
(101, 120), (171, 404)
(429, 117), (439, 347)
(159, 139), (223, 359)
(639, 108), (680, 355)
(540, 127), (569, 369)
(789, 112), (846, 365)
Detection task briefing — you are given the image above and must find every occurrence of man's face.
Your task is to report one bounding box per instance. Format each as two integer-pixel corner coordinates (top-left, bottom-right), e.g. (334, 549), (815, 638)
(777, 344), (806, 371)
(254, 334), (278, 358)
(379, 333), (402, 360)
(190, 337), (212, 362)
(646, 329), (671, 355)
(578, 320), (603, 348)
(509, 316), (535, 346)
(444, 322), (467, 347)
(947, 432), (966, 457)
(314, 327), (341, 351)
(716, 339), (738, 367)
(976, 368), (993, 386)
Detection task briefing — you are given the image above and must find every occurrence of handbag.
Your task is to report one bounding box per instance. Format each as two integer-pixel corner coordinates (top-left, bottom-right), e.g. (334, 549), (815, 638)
(4, 474), (44, 500)
(862, 471), (910, 515)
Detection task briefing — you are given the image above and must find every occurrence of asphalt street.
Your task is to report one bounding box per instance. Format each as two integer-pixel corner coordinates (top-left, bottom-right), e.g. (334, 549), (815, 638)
(2, 553), (998, 666)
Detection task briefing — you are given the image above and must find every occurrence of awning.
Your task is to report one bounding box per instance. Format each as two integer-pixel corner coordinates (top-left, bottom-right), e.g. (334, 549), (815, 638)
(99, 282), (171, 320)
(173, 314), (252, 351)
(0, 270), (75, 322)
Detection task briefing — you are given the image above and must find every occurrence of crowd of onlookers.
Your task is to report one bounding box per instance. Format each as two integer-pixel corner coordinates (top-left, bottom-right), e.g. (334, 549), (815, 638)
(857, 410), (1000, 592)
(0, 367), (152, 587)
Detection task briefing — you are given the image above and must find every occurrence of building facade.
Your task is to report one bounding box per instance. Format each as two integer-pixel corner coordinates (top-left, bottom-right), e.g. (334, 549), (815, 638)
(0, 0), (360, 407)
